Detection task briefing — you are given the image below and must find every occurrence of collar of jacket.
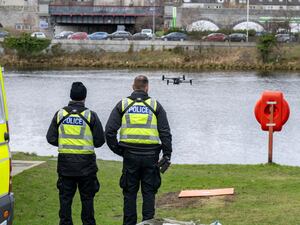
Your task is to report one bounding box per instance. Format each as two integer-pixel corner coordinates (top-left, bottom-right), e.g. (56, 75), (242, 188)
(68, 101), (85, 108)
(130, 90), (149, 100)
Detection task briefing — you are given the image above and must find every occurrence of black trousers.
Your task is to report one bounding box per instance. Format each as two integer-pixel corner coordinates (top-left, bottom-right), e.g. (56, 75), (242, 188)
(57, 175), (100, 225)
(120, 154), (161, 225)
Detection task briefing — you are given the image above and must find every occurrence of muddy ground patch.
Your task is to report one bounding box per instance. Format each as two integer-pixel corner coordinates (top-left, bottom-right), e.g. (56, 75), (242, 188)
(157, 192), (235, 209)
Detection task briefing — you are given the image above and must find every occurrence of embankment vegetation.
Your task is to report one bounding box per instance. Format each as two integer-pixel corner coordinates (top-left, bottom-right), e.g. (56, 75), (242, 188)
(12, 152), (300, 225)
(0, 34), (299, 71)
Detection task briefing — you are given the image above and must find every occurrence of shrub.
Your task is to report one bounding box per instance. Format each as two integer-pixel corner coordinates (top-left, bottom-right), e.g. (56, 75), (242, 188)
(51, 43), (65, 56)
(151, 44), (154, 51)
(128, 43), (134, 54)
(173, 45), (184, 54)
(257, 34), (277, 63)
(3, 33), (51, 58)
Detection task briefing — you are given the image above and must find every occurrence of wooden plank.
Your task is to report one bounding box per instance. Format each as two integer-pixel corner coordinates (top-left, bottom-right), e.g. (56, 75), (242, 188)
(178, 188), (234, 198)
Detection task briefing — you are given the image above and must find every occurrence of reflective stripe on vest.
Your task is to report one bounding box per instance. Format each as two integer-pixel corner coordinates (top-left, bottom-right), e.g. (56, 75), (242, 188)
(120, 98), (160, 144)
(57, 109), (94, 154)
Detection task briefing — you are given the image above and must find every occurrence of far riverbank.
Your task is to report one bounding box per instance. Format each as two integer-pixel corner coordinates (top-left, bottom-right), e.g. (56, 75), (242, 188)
(0, 43), (299, 71)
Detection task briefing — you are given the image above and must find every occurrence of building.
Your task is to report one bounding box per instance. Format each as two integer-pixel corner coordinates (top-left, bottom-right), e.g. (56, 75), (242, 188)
(164, 0), (300, 30)
(179, 0), (300, 10)
(0, 0), (53, 34)
(0, 0), (37, 6)
(49, 0), (164, 34)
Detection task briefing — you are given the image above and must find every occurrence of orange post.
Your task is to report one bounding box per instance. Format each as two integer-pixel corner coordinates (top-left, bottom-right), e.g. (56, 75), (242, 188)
(268, 103), (274, 163)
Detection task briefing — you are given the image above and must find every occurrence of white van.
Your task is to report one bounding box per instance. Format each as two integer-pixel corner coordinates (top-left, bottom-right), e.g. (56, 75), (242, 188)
(141, 29), (153, 38)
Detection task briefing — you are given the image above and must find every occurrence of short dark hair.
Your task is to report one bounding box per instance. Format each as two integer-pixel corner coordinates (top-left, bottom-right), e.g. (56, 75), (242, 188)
(133, 75), (149, 90)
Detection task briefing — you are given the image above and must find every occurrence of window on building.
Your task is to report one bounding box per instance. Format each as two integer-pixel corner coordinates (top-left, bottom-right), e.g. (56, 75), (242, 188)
(15, 24), (23, 30)
(239, 0), (246, 3)
(24, 25), (31, 30)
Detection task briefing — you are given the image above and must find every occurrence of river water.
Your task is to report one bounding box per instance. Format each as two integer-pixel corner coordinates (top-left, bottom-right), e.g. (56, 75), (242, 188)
(4, 69), (300, 166)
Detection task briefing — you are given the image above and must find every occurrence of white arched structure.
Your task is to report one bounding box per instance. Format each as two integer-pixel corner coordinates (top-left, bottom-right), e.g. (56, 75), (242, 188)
(233, 22), (264, 31)
(290, 23), (300, 33)
(187, 20), (219, 32)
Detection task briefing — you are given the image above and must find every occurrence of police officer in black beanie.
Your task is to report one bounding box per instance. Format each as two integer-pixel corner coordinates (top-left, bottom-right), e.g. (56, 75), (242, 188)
(47, 82), (105, 225)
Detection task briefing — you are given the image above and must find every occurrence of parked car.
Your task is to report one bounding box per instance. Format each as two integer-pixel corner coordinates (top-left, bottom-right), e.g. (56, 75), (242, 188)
(88, 32), (108, 40)
(108, 31), (132, 40)
(0, 31), (9, 38)
(228, 33), (247, 42)
(0, 66), (14, 225)
(68, 32), (88, 40)
(256, 31), (268, 36)
(141, 29), (153, 38)
(202, 33), (228, 42)
(55, 31), (74, 39)
(132, 32), (151, 40)
(275, 34), (296, 43)
(31, 32), (46, 39)
(161, 32), (187, 41)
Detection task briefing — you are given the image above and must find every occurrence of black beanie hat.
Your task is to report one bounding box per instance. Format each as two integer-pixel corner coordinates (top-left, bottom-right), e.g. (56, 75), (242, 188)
(70, 82), (87, 101)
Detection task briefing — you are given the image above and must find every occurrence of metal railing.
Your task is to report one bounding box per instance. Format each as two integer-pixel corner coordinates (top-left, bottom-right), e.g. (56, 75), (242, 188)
(49, 5), (163, 16)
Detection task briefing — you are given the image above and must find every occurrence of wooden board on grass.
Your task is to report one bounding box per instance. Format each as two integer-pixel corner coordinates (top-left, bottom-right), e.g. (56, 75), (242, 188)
(178, 188), (234, 198)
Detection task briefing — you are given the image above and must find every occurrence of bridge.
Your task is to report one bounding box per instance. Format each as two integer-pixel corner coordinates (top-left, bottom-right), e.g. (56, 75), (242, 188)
(169, 7), (300, 30)
(49, 4), (163, 25)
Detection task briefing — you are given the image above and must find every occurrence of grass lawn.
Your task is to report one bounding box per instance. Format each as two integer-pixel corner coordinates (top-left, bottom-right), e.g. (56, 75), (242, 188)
(12, 153), (300, 225)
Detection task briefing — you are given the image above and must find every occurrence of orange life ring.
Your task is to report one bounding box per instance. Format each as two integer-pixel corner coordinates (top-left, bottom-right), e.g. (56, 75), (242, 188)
(254, 91), (290, 132)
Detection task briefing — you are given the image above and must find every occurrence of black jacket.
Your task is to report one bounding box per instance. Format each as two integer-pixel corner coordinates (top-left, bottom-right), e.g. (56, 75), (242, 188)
(46, 101), (105, 176)
(105, 90), (172, 158)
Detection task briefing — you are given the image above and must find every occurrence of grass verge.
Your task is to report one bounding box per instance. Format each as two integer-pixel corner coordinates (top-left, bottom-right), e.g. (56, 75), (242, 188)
(12, 152), (300, 225)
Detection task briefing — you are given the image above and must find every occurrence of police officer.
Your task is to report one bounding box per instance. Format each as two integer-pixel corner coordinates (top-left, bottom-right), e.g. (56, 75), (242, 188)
(105, 75), (172, 225)
(46, 82), (105, 225)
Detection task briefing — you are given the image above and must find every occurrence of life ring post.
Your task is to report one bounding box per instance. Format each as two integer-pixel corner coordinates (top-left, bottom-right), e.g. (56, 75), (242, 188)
(267, 101), (276, 163)
(254, 91), (290, 164)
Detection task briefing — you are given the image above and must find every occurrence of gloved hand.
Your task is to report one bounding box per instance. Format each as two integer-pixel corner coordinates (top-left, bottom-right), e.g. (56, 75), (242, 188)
(157, 156), (171, 173)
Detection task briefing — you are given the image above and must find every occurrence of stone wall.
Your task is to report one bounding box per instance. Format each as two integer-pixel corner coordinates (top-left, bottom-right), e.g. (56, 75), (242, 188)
(51, 39), (256, 52)
(0, 0), (38, 7)
(0, 6), (39, 31)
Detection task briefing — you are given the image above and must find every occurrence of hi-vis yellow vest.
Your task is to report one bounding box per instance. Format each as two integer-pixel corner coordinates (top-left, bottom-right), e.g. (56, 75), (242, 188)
(57, 109), (94, 154)
(120, 98), (160, 144)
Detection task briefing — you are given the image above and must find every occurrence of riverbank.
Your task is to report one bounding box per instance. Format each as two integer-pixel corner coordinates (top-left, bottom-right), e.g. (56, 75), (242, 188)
(1, 44), (300, 71)
(12, 152), (300, 225)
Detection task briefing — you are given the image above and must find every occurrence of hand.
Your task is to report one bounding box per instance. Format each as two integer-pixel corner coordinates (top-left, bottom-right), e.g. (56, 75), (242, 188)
(157, 156), (171, 173)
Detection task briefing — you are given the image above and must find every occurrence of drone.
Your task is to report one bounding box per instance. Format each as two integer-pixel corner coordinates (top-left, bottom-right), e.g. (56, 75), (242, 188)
(162, 75), (193, 85)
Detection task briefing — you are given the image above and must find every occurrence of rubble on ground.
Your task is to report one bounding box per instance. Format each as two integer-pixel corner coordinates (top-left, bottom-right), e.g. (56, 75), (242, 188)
(136, 218), (204, 225)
